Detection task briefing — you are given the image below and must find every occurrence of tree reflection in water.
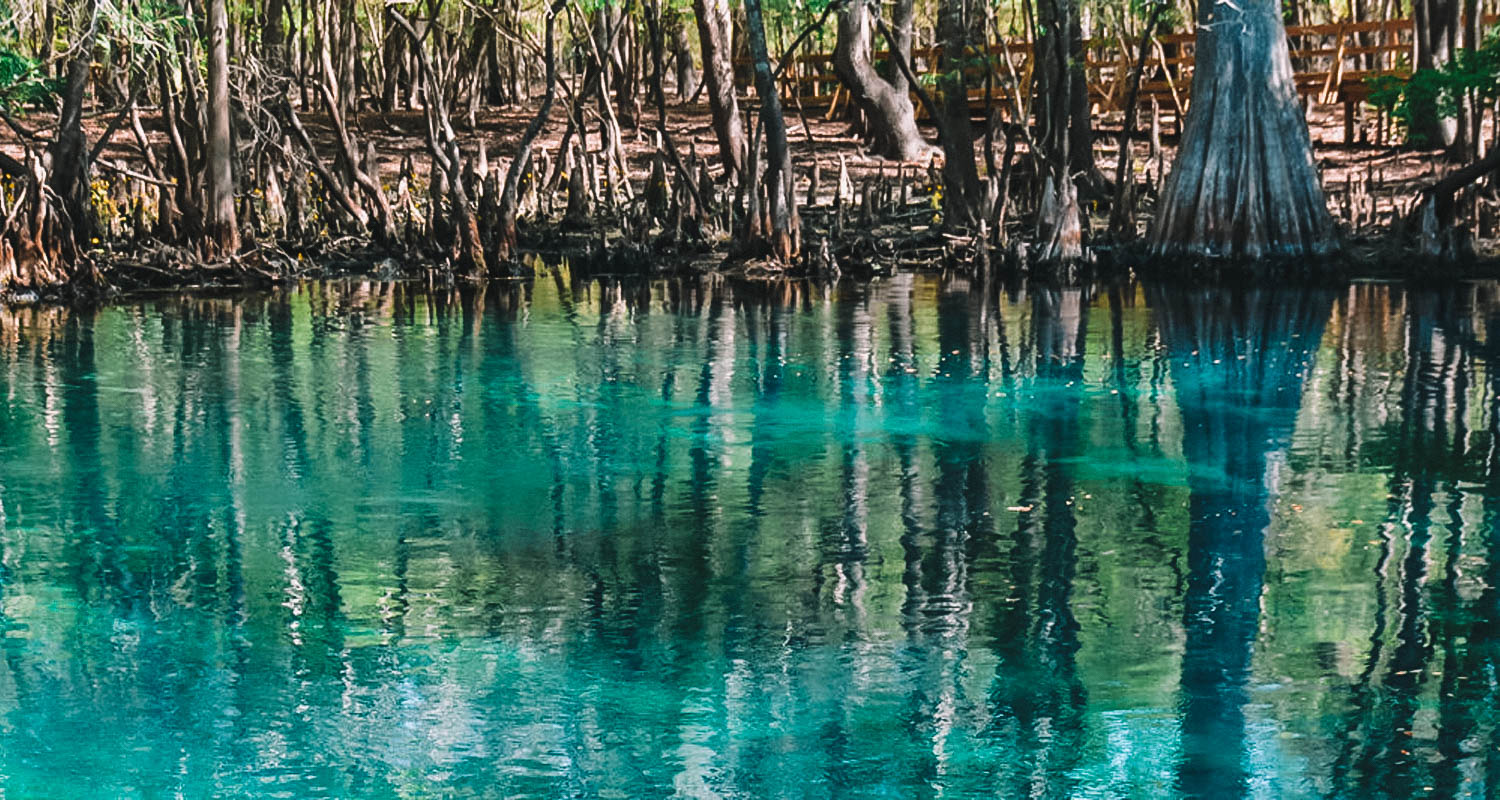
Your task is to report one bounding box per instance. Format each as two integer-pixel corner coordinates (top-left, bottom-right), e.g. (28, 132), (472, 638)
(3, 275), (1500, 797)
(1153, 287), (1333, 799)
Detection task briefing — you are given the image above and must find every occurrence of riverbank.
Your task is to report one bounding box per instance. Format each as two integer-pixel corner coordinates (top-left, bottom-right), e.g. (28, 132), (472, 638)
(4, 100), (1497, 305)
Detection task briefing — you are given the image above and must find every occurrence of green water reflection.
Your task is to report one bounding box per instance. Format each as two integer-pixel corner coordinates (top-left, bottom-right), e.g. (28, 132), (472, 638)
(0, 273), (1497, 799)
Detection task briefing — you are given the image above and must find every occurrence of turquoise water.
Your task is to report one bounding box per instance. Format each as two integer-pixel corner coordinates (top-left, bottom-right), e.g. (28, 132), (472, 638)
(0, 274), (1497, 799)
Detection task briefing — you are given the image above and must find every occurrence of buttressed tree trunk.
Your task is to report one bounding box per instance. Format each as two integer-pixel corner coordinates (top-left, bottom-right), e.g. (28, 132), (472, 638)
(206, 0), (240, 255)
(834, 0), (928, 161)
(692, 0), (748, 178)
(1150, 0), (1335, 259)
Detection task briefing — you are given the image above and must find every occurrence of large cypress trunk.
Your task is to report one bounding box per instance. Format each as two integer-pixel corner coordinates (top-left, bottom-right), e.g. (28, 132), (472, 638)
(833, 0), (928, 161)
(692, 0), (747, 179)
(1150, 0), (1335, 259)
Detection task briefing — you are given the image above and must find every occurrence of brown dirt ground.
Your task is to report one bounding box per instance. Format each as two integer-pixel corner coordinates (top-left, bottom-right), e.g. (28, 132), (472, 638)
(4, 93), (1492, 253)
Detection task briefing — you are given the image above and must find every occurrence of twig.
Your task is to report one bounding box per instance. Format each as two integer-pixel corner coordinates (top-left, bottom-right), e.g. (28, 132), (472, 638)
(95, 158), (177, 187)
(281, 99), (371, 226)
(773, 0), (844, 82)
(87, 82), (146, 166)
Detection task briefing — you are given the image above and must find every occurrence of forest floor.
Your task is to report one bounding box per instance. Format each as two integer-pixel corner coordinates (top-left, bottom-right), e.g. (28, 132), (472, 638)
(6, 95), (1496, 285)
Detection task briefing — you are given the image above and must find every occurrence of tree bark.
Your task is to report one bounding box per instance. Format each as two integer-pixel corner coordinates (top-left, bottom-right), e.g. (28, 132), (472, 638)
(1033, 0), (1093, 179)
(497, 0), (565, 263)
(692, 0), (748, 178)
(671, 21), (699, 99)
(933, 0), (984, 228)
(49, 54), (97, 250)
(646, 0), (668, 112)
(1149, 0), (1335, 259)
(380, 8), (405, 112)
(263, 0), (289, 72)
(834, 0), (929, 161)
(1413, 0), (1460, 147)
(206, 0), (240, 256)
(743, 0), (800, 261)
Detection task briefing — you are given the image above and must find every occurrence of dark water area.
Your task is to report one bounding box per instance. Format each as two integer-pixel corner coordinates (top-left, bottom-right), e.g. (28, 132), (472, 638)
(0, 273), (1497, 798)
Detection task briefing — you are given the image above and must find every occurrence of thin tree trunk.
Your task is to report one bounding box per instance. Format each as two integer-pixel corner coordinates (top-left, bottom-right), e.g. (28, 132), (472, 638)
(206, 0), (240, 256)
(743, 0), (800, 261)
(1108, 0), (1166, 238)
(1065, 10), (1093, 181)
(50, 54), (96, 250)
(1150, 0), (1335, 259)
(886, 0), (913, 94)
(497, 0), (566, 263)
(1413, 0), (1460, 146)
(933, 0), (984, 228)
(672, 27), (699, 98)
(40, 0), (55, 75)
(381, 8), (403, 112)
(612, 0), (639, 129)
(692, 0), (748, 178)
(263, 0), (288, 71)
(646, 0), (668, 112)
(1033, 0), (1093, 180)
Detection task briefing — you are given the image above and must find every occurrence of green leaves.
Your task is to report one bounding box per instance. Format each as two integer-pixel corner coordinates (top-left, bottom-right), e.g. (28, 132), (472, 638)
(0, 46), (60, 113)
(1446, 31), (1500, 104)
(1125, 0), (1182, 32)
(1364, 26), (1500, 145)
(94, 0), (187, 67)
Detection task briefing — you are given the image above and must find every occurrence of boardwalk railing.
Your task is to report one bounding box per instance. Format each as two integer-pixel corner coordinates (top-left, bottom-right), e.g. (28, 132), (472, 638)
(738, 16), (1496, 144)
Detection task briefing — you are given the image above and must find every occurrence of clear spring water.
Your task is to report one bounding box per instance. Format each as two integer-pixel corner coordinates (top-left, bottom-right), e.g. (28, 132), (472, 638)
(0, 273), (1497, 799)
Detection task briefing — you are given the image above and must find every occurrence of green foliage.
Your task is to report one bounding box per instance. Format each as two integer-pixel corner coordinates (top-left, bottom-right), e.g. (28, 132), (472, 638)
(1365, 27), (1500, 145)
(760, 0), (830, 35)
(1124, 0), (1183, 33)
(1445, 36), (1500, 105)
(95, 0), (187, 68)
(0, 46), (60, 113)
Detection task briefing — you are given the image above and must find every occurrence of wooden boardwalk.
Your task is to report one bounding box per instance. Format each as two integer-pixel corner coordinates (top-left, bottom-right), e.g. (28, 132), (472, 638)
(740, 17), (1497, 144)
